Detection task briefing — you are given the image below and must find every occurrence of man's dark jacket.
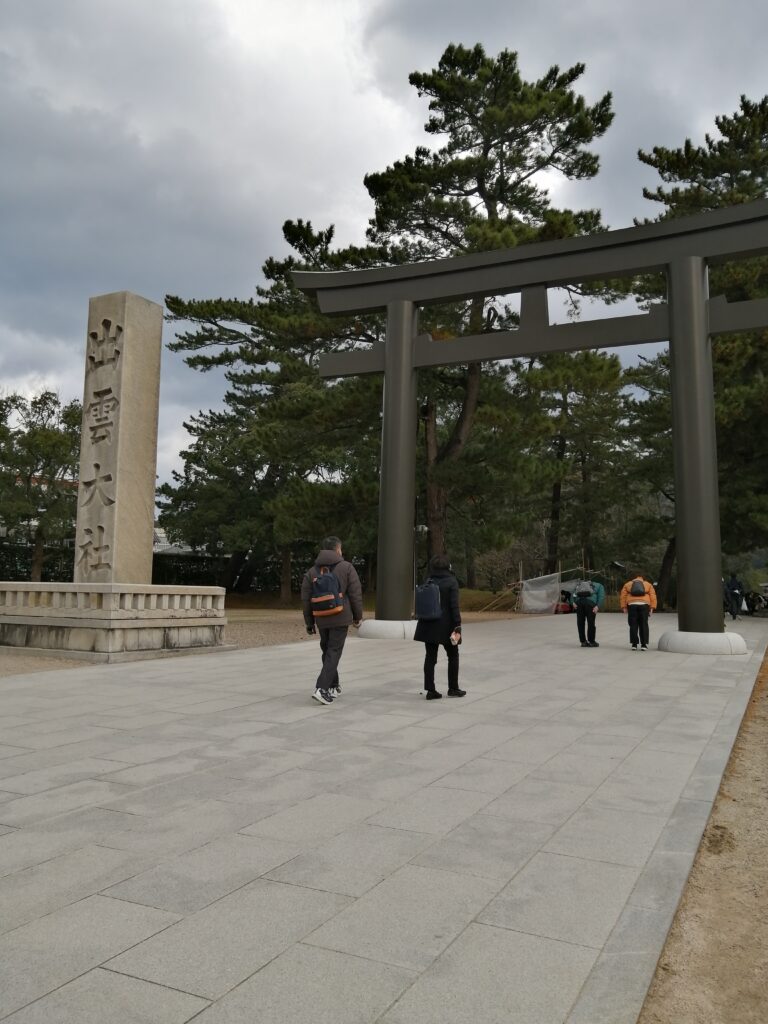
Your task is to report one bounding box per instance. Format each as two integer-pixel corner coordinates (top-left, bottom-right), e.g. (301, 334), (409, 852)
(413, 569), (461, 645)
(301, 549), (363, 629)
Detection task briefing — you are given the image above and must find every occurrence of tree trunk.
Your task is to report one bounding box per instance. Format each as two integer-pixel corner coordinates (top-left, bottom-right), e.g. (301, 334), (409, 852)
(579, 455), (594, 570)
(31, 530), (45, 582)
(426, 482), (448, 558)
(424, 400), (448, 558)
(465, 538), (477, 589)
(423, 298), (486, 561)
(279, 545), (292, 605)
(656, 536), (676, 611)
(544, 429), (567, 574)
(545, 478), (562, 575)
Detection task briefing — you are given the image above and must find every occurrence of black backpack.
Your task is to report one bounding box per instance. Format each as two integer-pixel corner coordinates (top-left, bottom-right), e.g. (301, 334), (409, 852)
(310, 566), (344, 620)
(415, 578), (442, 620)
(629, 579), (646, 597)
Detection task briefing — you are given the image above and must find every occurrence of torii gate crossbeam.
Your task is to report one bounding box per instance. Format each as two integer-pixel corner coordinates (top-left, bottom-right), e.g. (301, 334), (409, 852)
(294, 200), (768, 636)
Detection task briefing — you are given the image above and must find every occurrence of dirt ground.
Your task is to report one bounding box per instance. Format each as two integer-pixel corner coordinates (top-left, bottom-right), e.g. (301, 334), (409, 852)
(1, 610), (766, 1021)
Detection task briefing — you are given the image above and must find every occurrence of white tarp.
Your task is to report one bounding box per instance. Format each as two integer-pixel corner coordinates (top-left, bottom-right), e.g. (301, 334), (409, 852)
(520, 571), (561, 614)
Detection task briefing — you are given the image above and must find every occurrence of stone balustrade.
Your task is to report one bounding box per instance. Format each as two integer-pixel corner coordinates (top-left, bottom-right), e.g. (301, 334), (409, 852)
(0, 584), (225, 618)
(0, 583), (228, 662)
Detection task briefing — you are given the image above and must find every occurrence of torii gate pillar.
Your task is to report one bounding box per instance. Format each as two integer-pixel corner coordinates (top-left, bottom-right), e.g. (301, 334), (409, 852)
(377, 300), (419, 620)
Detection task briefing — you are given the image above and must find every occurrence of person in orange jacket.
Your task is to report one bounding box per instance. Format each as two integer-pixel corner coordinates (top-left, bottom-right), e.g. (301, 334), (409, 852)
(619, 574), (657, 651)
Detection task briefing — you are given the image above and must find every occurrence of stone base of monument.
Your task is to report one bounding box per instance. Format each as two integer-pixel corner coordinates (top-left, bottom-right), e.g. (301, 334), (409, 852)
(0, 583), (232, 663)
(657, 629), (748, 655)
(357, 619), (417, 640)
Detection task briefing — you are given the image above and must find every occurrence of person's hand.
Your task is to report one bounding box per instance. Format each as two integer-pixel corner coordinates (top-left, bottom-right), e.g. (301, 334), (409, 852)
(622, 608), (627, 614)
(306, 625), (316, 635)
(353, 620), (361, 628)
(592, 606), (598, 614)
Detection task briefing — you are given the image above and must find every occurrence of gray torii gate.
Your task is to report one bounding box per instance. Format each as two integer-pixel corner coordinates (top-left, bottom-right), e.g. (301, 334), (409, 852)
(294, 199), (768, 645)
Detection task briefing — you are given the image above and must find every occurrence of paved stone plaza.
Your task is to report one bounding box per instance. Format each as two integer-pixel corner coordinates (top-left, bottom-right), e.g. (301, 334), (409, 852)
(0, 613), (765, 1023)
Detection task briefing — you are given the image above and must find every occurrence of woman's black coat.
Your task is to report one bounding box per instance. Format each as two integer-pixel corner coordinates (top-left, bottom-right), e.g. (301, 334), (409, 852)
(413, 569), (461, 645)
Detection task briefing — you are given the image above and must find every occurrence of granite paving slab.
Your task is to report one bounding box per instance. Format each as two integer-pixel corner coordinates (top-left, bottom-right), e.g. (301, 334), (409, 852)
(187, 944), (415, 1024)
(1, 967), (209, 1024)
(304, 863), (501, 971)
(105, 879), (351, 999)
(380, 922), (598, 1024)
(103, 833), (300, 914)
(0, 895), (178, 1018)
(0, 614), (764, 1023)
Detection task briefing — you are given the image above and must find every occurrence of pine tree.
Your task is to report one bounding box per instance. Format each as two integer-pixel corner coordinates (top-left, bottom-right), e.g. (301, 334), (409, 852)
(363, 44), (614, 557)
(637, 95), (768, 557)
(0, 391), (81, 581)
(161, 222), (386, 595)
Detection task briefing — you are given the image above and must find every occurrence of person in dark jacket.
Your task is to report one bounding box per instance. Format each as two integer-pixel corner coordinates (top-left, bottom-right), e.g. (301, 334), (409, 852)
(413, 554), (465, 699)
(726, 572), (745, 621)
(301, 536), (363, 705)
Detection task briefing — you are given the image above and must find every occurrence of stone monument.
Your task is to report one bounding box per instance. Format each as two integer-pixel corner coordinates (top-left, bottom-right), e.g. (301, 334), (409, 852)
(0, 291), (228, 661)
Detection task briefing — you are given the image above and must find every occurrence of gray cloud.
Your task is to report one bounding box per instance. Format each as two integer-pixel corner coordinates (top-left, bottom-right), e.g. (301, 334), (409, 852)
(2, 0), (766, 484)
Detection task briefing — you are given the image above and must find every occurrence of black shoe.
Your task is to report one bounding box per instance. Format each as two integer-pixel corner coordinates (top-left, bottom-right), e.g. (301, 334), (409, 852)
(588, 641), (599, 647)
(425, 689), (443, 700)
(447, 689), (466, 698)
(580, 641), (589, 647)
(640, 645), (648, 651)
(631, 645), (638, 651)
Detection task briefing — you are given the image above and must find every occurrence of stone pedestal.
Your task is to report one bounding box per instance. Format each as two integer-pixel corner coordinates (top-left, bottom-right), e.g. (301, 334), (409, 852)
(657, 629), (747, 655)
(357, 620), (417, 640)
(0, 583), (229, 663)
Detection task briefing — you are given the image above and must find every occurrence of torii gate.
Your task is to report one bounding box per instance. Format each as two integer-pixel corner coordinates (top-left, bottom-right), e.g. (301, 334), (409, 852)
(294, 199), (768, 652)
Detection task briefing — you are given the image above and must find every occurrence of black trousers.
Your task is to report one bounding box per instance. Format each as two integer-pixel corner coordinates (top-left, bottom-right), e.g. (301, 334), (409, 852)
(423, 641), (459, 692)
(316, 625), (348, 690)
(576, 604), (597, 643)
(627, 604), (650, 647)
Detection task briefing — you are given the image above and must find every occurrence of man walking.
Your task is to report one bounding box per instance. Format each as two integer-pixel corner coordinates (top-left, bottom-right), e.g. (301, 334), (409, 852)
(570, 578), (606, 647)
(620, 573), (657, 651)
(302, 536), (363, 705)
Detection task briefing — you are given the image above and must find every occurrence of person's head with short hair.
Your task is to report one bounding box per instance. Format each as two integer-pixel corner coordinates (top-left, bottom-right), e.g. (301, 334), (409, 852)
(322, 536), (343, 554)
(429, 554), (451, 573)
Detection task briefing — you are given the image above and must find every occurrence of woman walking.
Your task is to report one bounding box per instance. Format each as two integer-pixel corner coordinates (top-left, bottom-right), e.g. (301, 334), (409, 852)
(414, 554), (465, 699)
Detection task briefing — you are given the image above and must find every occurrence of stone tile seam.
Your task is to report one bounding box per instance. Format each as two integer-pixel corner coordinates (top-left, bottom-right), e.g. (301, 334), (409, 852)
(97, 964), (216, 1004)
(0, 967), (212, 1024)
(563, 956), (661, 1024)
(102, 893), (364, 1004)
(0, 888), (182, 944)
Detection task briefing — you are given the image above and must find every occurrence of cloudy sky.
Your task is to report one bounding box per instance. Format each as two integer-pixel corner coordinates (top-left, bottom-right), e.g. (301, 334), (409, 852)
(2, 0), (766, 483)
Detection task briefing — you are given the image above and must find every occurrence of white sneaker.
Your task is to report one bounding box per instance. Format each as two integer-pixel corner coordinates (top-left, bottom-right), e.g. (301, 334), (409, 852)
(330, 685), (342, 698)
(312, 688), (334, 705)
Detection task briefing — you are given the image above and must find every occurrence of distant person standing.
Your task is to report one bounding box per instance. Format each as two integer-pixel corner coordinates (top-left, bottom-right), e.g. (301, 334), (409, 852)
(301, 536), (363, 705)
(726, 572), (745, 621)
(620, 574), (657, 651)
(569, 578), (606, 647)
(414, 554), (465, 699)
